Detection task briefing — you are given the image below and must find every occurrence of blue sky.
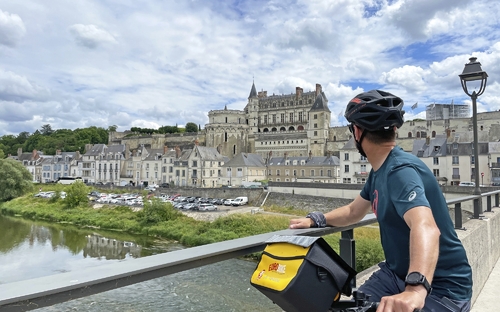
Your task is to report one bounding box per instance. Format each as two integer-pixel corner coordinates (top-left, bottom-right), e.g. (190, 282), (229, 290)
(0, 0), (499, 136)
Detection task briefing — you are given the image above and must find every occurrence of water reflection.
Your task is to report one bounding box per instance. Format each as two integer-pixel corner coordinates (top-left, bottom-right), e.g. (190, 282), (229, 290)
(84, 235), (142, 260)
(0, 215), (178, 284)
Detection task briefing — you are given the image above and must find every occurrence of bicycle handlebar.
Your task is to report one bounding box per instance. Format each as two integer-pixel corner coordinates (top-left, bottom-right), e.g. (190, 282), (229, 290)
(330, 290), (421, 312)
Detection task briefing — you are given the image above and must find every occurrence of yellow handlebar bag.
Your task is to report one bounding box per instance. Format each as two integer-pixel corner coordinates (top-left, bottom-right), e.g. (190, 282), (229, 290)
(250, 235), (356, 312)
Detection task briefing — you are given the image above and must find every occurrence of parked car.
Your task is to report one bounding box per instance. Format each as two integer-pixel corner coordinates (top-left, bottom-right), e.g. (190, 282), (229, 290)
(224, 199), (234, 206)
(199, 203), (218, 211)
(492, 182), (500, 186)
(459, 182), (475, 187)
(231, 196), (248, 206)
(160, 183), (170, 188)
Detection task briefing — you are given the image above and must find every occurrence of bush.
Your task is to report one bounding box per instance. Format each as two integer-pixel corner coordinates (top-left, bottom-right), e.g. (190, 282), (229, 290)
(138, 199), (182, 225)
(64, 181), (90, 209)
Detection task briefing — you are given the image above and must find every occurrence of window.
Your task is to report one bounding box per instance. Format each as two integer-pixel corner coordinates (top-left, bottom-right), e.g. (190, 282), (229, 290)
(314, 131), (317, 136)
(471, 156), (475, 165)
(452, 156), (459, 165)
(343, 178), (352, 183)
(433, 157), (439, 165)
(314, 114), (317, 119)
(344, 153), (349, 161)
(193, 160), (197, 167)
(290, 113), (293, 122)
(311, 170), (315, 176)
(433, 169), (440, 177)
(276, 170), (280, 176)
(361, 165), (366, 172)
(314, 123), (317, 128)
(345, 165), (349, 173)
(301, 169), (305, 176)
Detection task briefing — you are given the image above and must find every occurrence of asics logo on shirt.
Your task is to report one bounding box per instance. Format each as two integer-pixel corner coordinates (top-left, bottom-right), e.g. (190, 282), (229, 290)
(408, 191), (417, 201)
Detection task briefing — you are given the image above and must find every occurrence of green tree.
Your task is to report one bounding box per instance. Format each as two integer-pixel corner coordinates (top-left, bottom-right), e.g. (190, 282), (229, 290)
(40, 124), (54, 136)
(0, 147), (4, 159)
(107, 125), (118, 132)
(64, 181), (90, 208)
(185, 122), (198, 133)
(0, 159), (34, 201)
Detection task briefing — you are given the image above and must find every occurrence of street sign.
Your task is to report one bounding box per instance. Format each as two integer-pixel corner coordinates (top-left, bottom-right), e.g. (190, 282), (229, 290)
(481, 172), (484, 177)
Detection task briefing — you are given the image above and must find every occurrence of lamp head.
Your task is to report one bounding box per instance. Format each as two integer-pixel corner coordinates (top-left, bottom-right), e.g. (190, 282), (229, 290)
(459, 57), (488, 97)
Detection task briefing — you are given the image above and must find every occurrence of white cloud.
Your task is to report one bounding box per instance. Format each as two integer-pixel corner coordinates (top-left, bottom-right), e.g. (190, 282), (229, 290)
(69, 24), (117, 49)
(0, 0), (499, 137)
(0, 9), (26, 47)
(380, 66), (428, 93)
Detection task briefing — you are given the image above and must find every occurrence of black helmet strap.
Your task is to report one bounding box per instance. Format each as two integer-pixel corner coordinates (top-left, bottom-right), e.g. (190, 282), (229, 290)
(354, 126), (368, 158)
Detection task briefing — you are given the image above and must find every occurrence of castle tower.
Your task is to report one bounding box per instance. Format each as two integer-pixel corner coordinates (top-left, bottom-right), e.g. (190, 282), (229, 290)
(307, 84), (331, 156)
(245, 81), (259, 136)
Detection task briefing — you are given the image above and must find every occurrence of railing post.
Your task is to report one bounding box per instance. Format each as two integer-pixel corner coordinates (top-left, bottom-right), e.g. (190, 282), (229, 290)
(340, 229), (356, 288)
(473, 198), (482, 219)
(454, 203), (464, 230)
(487, 195), (492, 212)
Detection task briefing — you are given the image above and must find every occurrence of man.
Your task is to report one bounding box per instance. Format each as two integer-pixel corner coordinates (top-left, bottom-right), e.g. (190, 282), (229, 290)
(290, 90), (472, 312)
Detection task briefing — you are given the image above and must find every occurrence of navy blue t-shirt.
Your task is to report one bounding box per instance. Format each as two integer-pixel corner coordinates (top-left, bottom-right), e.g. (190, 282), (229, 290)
(360, 146), (472, 300)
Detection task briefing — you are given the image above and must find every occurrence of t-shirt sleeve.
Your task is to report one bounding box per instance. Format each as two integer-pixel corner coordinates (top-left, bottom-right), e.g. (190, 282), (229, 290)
(388, 165), (430, 219)
(360, 175), (371, 201)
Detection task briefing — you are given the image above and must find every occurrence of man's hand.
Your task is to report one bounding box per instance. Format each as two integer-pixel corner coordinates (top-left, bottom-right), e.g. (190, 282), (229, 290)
(289, 217), (314, 229)
(377, 287), (426, 312)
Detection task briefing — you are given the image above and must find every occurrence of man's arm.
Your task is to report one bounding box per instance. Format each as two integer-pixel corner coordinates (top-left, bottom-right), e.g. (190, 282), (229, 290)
(289, 195), (371, 229)
(378, 206), (441, 311)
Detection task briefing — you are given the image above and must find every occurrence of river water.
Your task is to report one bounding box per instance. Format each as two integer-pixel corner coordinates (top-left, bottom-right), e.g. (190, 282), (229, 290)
(0, 215), (282, 311)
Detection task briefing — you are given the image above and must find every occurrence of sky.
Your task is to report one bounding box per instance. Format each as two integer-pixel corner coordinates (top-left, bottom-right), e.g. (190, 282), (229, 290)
(1, 0), (500, 136)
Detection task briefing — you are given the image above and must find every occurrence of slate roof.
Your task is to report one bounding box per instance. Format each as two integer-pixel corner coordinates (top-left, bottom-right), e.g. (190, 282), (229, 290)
(85, 144), (106, 156)
(248, 82), (257, 99)
(194, 146), (226, 161)
(268, 155), (340, 166)
(309, 92), (330, 112)
(411, 136), (448, 157)
(222, 153), (265, 167)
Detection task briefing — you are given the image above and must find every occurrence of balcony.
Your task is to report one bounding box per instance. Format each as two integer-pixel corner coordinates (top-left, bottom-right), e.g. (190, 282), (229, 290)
(452, 175), (460, 179)
(491, 163), (500, 169)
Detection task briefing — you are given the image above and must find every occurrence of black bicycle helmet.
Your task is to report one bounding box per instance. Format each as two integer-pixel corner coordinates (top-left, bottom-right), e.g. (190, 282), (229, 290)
(344, 90), (405, 131)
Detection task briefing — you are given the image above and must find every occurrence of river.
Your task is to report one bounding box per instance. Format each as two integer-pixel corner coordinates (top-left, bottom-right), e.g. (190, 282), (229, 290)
(0, 215), (282, 311)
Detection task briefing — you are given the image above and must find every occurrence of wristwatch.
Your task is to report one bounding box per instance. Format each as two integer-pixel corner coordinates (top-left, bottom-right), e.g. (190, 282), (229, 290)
(405, 272), (432, 295)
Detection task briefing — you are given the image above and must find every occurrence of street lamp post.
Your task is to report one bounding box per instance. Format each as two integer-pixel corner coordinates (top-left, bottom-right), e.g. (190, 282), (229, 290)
(459, 56), (488, 218)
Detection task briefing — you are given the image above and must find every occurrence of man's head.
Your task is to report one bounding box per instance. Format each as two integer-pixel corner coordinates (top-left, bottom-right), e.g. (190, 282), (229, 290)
(344, 90), (405, 156)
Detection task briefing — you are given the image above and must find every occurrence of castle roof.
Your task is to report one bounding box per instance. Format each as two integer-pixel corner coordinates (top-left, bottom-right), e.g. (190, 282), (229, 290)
(309, 92), (330, 112)
(248, 81), (257, 99)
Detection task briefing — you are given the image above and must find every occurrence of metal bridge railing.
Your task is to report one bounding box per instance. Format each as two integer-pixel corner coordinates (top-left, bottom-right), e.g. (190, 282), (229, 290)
(1, 190), (500, 311)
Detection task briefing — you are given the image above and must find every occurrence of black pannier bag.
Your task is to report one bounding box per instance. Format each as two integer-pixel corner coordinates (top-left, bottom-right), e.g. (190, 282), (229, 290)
(250, 235), (357, 312)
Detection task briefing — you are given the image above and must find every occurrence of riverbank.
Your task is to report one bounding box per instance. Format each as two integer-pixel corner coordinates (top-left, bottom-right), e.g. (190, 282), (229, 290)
(0, 193), (384, 272)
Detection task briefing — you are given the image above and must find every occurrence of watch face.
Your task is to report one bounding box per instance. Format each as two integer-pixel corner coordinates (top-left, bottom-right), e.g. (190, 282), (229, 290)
(407, 272), (422, 284)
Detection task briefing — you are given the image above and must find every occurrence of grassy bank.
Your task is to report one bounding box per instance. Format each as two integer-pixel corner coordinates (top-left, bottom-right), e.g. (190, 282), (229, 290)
(1, 191), (384, 272)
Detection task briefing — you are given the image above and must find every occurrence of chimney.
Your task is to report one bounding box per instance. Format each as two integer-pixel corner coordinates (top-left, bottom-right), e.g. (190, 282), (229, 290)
(175, 146), (181, 159)
(284, 152), (288, 160)
(32, 149), (37, 160)
(56, 149), (61, 155)
(75, 151), (80, 160)
(308, 150), (312, 160)
(296, 87), (303, 99)
(125, 144), (130, 159)
(315, 84), (322, 97)
(163, 145), (168, 154)
(426, 136), (430, 145)
(85, 144), (92, 153)
(17, 148), (22, 157)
